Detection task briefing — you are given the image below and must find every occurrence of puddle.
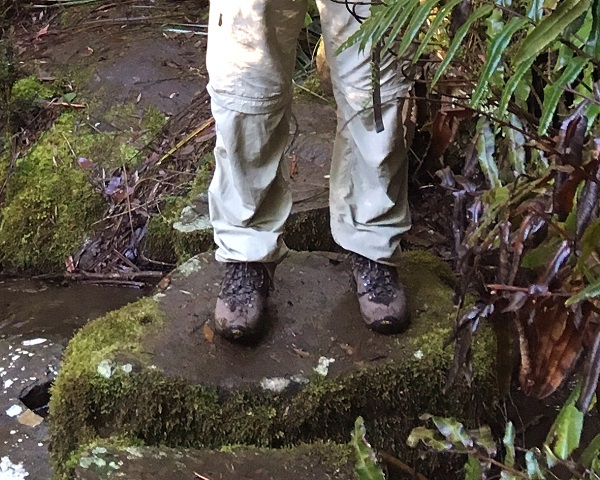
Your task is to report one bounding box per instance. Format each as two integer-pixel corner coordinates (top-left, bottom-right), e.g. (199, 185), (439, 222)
(0, 279), (147, 345)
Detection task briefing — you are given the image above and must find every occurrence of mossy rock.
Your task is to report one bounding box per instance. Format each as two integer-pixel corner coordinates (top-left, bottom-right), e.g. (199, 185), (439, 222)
(73, 442), (355, 480)
(0, 114), (105, 271)
(49, 250), (498, 479)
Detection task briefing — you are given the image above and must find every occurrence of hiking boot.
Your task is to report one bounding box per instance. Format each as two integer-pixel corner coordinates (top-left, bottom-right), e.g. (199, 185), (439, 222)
(350, 253), (410, 334)
(214, 262), (273, 341)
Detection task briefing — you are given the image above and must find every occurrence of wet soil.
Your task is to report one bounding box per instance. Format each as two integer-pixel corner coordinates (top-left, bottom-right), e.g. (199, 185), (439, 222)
(17, 0), (209, 119)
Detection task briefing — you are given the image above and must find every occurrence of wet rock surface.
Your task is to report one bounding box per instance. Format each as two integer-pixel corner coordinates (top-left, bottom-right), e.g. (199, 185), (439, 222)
(154, 251), (455, 388)
(73, 443), (354, 480)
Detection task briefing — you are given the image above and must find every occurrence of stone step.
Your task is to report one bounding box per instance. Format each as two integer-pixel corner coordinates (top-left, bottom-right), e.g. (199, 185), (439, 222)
(74, 443), (354, 480)
(49, 250), (498, 479)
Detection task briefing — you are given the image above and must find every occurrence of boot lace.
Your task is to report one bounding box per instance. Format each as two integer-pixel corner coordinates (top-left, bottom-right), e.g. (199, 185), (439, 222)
(352, 254), (398, 301)
(219, 263), (269, 304)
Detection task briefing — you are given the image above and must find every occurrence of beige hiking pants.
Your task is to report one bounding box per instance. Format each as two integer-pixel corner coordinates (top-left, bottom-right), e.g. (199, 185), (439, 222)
(206, 0), (413, 266)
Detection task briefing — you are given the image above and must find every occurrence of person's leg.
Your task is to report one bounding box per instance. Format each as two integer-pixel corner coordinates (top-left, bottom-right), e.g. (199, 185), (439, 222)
(206, 0), (307, 340)
(317, 0), (415, 333)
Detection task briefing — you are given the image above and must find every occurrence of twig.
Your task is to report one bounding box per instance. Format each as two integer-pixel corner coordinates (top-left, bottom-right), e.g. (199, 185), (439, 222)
(82, 15), (173, 26)
(485, 284), (570, 297)
(193, 473), (213, 480)
(471, 451), (529, 479)
(72, 279), (147, 287)
(292, 79), (335, 105)
(379, 452), (429, 480)
(121, 165), (136, 238)
(45, 100), (86, 109)
(157, 117), (215, 165)
(112, 248), (139, 271)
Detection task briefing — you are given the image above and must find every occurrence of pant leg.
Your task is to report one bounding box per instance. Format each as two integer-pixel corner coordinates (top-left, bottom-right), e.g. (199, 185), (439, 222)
(206, 0), (308, 263)
(316, 0), (414, 266)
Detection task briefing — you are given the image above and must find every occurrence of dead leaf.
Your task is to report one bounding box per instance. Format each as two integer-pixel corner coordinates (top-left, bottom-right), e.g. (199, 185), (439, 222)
(18, 409), (43, 427)
(203, 323), (215, 343)
(339, 343), (355, 355)
(515, 297), (594, 398)
(426, 107), (473, 162)
(34, 24), (49, 40)
(77, 157), (95, 170)
(289, 154), (299, 178)
(194, 472), (210, 480)
(157, 274), (172, 291)
(193, 473), (213, 480)
(291, 345), (310, 358)
(65, 255), (76, 273)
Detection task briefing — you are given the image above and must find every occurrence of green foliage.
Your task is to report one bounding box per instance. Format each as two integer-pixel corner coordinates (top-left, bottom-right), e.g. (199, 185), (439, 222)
(350, 0), (600, 414)
(407, 383), (599, 478)
(352, 417), (385, 480)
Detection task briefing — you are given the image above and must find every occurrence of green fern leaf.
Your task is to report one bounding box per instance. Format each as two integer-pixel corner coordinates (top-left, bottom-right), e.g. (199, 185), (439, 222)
(367, 0), (407, 51)
(586, 0), (600, 59)
(504, 115), (526, 176)
(471, 16), (529, 108)
(513, 0), (590, 65)
(432, 4), (494, 87)
(538, 56), (587, 134)
(476, 118), (499, 188)
(527, 0), (543, 21)
(497, 56), (536, 117)
(352, 417), (385, 480)
(381, 0), (421, 54)
(392, 0), (443, 57)
(412, 0), (464, 62)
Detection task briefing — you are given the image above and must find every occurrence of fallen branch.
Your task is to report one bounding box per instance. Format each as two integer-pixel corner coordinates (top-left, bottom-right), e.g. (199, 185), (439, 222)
(66, 270), (164, 281)
(379, 452), (429, 480)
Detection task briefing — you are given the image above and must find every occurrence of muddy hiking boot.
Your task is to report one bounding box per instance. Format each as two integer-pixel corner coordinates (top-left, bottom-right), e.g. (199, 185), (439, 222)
(350, 253), (410, 334)
(214, 262), (273, 341)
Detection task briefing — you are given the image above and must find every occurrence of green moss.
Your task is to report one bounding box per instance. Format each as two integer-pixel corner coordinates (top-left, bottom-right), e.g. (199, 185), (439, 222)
(63, 436), (145, 478)
(10, 75), (55, 108)
(0, 106), (168, 271)
(293, 72), (330, 101)
(51, 328), (495, 478)
(140, 105), (168, 139)
(50, 297), (166, 478)
(0, 114), (105, 271)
